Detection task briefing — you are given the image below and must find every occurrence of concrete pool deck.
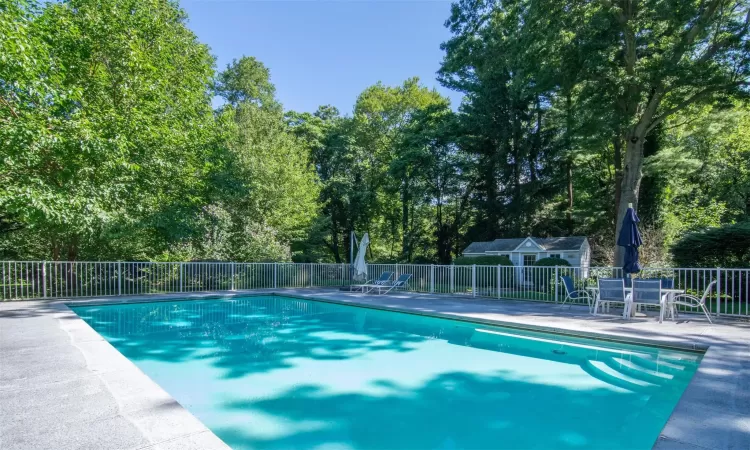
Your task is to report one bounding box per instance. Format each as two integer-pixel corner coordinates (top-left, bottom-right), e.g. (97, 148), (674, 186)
(1, 289), (749, 450)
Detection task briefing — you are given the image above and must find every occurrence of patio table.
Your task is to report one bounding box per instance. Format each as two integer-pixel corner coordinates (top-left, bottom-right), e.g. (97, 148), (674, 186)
(585, 286), (685, 320)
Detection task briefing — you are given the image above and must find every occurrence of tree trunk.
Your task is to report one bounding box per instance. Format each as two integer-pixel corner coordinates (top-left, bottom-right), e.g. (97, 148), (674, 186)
(328, 225), (341, 263)
(613, 137), (623, 230)
(614, 135), (646, 265)
(567, 162), (574, 234)
(564, 93), (574, 234)
(401, 178), (409, 261)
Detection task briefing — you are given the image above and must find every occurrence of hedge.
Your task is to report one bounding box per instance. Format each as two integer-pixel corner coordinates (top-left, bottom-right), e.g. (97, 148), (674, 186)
(671, 222), (750, 268)
(533, 257), (571, 267)
(531, 257), (570, 293)
(454, 255), (513, 266)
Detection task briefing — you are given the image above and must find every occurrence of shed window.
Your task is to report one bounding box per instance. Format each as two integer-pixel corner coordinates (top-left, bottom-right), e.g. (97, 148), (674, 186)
(549, 253), (561, 259)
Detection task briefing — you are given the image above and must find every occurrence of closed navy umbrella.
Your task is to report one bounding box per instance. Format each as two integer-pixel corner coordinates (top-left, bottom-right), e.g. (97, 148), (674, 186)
(617, 207), (643, 274)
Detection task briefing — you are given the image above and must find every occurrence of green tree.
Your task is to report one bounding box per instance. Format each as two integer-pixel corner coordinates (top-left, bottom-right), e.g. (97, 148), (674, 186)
(567, 0), (750, 262)
(1, 0), (217, 260)
(353, 78), (454, 260)
(208, 56), (320, 261)
(393, 103), (470, 263)
(440, 0), (563, 241)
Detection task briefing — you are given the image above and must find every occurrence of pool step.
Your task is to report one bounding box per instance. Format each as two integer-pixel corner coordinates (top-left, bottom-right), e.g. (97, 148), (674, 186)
(610, 357), (674, 383)
(627, 354), (687, 375)
(585, 360), (659, 392)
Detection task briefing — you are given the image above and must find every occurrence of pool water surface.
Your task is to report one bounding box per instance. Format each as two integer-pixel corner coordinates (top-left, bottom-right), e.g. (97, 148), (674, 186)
(71, 295), (702, 450)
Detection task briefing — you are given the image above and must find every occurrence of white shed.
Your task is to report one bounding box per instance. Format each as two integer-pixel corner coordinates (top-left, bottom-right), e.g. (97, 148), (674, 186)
(462, 236), (591, 270)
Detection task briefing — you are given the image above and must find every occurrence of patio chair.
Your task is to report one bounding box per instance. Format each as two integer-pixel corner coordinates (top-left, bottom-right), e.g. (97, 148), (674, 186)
(350, 271), (393, 292)
(594, 278), (629, 317)
(640, 278), (674, 289)
(559, 275), (592, 312)
(632, 279), (668, 323)
(670, 281), (716, 324)
(367, 273), (412, 294)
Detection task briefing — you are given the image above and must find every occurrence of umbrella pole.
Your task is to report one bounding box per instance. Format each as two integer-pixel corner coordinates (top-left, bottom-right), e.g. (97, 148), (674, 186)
(350, 231), (354, 286)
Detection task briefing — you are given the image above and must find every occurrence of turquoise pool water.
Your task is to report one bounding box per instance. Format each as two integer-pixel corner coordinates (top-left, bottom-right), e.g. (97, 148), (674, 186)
(71, 295), (701, 450)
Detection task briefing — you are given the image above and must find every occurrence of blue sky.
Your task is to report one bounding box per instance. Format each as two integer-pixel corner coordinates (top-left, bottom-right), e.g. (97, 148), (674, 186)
(180, 0), (463, 114)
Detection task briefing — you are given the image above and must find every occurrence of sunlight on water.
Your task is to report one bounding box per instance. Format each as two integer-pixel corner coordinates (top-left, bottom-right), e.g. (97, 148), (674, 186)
(72, 295), (701, 450)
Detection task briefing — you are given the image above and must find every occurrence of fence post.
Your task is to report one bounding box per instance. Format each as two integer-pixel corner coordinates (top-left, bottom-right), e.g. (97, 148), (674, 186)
(179, 263), (184, 292)
(231, 262), (235, 291)
(716, 268), (722, 317)
(450, 265), (455, 294)
(310, 263), (314, 288)
(273, 263), (278, 289)
(554, 266), (559, 303)
(42, 261), (47, 298)
(117, 261), (122, 296)
(472, 264), (476, 297)
(497, 265), (501, 299)
(430, 264), (435, 293)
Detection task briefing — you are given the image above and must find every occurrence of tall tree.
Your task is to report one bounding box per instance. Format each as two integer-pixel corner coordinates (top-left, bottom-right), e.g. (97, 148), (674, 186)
(440, 0), (561, 241)
(352, 78), (448, 260)
(1, 0), (218, 260)
(573, 0), (750, 262)
(207, 56), (320, 261)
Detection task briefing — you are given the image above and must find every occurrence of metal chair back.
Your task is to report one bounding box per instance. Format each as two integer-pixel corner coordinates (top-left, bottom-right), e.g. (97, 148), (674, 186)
(560, 276), (578, 298)
(640, 278), (674, 289)
(374, 271), (393, 285)
(633, 279), (662, 305)
(392, 273), (412, 287)
(598, 278), (626, 302)
(699, 281), (717, 306)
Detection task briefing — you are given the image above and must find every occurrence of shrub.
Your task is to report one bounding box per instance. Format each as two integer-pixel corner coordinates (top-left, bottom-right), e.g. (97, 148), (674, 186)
(454, 255), (513, 266)
(533, 257), (571, 267)
(671, 222), (750, 268)
(411, 255), (435, 264)
(532, 257), (570, 293)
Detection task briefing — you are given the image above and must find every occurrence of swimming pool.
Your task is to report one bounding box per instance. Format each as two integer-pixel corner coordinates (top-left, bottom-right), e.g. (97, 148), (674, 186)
(71, 295), (701, 449)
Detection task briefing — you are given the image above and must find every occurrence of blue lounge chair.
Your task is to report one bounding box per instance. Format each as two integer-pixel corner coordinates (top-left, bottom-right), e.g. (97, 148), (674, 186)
(366, 273), (412, 294)
(350, 271), (393, 292)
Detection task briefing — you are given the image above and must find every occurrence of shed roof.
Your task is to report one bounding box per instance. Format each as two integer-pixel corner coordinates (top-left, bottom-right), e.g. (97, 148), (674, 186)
(463, 236), (587, 254)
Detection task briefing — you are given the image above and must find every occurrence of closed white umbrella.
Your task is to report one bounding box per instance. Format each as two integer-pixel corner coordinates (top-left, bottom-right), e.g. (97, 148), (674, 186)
(352, 233), (370, 281)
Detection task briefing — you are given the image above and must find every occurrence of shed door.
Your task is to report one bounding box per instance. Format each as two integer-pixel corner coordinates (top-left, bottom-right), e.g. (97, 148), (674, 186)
(522, 254), (536, 284)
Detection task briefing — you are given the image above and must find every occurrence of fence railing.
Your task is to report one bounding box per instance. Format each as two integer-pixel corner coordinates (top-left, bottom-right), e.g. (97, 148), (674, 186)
(2, 261), (748, 317)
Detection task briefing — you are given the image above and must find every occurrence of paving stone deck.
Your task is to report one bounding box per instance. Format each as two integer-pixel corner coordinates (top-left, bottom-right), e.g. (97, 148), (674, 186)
(2, 288), (748, 450)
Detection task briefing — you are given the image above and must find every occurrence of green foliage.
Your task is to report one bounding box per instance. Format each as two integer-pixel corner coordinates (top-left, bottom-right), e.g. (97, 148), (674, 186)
(0, 1), (317, 262)
(438, 0), (750, 264)
(1, 0), (218, 260)
(2, 0), (750, 267)
(530, 258), (570, 293)
(215, 57), (278, 110)
(671, 222), (750, 268)
(533, 257), (571, 267)
(454, 255), (513, 266)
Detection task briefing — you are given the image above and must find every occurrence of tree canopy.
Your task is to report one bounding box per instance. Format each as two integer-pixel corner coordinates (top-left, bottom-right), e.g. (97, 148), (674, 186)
(2, 0), (749, 266)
